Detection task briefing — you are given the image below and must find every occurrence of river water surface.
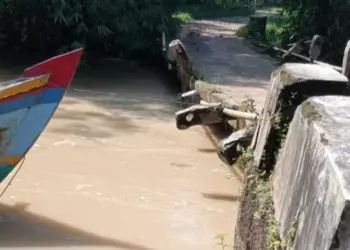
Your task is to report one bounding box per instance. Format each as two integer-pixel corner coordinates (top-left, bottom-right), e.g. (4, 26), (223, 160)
(0, 59), (242, 250)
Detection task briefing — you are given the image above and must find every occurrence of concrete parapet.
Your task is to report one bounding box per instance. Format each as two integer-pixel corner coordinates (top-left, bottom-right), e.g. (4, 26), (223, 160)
(273, 96), (350, 250)
(252, 63), (349, 171)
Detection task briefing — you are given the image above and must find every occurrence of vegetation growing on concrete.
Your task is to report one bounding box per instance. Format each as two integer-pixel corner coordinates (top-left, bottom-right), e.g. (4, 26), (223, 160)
(234, 151), (283, 250)
(233, 137), (299, 250)
(234, 74), (350, 249)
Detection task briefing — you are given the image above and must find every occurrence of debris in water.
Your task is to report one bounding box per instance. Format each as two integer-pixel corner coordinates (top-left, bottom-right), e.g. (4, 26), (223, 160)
(171, 162), (193, 169)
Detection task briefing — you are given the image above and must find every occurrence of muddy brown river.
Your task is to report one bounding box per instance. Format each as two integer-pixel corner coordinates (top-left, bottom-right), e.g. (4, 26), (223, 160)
(0, 59), (241, 250)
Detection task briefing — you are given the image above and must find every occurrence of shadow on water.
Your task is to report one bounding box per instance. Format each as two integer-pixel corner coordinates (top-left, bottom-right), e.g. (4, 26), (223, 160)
(48, 58), (182, 138)
(197, 148), (217, 153)
(201, 124), (244, 184)
(0, 202), (152, 249)
(201, 192), (240, 202)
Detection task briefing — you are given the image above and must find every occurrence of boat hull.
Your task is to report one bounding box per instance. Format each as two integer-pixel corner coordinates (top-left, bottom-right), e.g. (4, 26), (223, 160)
(0, 49), (83, 181)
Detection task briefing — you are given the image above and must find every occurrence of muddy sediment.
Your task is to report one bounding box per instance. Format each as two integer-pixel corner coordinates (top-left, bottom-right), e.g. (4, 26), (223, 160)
(0, 60), (241, 250)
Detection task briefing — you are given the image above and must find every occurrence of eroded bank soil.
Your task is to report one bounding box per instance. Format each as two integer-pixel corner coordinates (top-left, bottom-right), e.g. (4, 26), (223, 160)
(0, 60), (242, 250)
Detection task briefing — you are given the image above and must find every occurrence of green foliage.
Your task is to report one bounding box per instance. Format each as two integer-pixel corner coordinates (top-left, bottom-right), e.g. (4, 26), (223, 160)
(279, 0), (350, 63)
(0, 0), (182, 56)
(172, 3), (252, 22)
(236, 12), (291, 44)
(236, 25), (249, 38)
(265, 15), (287, 44)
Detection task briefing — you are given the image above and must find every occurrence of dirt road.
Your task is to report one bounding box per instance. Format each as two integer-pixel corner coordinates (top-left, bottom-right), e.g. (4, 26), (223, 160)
(180, 17), (278, 108)
(0, 60), (242, 250)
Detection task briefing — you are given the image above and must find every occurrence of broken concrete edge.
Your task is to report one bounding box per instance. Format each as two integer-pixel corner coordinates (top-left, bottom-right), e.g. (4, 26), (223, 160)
(174, 104), (224, 130)
(194, 80), (240, 109)
(252, 63), (349, 173)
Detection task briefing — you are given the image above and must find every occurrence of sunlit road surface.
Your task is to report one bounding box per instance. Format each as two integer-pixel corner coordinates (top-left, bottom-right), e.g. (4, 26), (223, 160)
(0, 61), (242, 250)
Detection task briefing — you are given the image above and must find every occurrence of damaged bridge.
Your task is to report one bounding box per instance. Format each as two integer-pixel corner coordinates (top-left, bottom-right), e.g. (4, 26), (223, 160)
(167, 14), (350, 250)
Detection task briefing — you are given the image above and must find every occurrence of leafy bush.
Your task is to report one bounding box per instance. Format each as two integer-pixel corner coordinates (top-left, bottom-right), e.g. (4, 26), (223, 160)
(236, 14), (287, 43)
(265, 16), (286, 44)
(280, 0), (350, 63)
(0, 0), (182, 57)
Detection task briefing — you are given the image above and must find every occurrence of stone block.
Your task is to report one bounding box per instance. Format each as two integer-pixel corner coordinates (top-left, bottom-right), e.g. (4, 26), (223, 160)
(273, 96), (350, 250)
(252, 63), (349, 170)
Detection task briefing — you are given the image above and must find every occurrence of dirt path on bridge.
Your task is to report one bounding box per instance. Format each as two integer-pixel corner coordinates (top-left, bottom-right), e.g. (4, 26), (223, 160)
(180, 16), (278, 108)
(0, 60), (242, 250)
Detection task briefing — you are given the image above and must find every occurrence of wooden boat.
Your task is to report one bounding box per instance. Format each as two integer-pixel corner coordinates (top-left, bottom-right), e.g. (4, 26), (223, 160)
(0, 48), (83, 181)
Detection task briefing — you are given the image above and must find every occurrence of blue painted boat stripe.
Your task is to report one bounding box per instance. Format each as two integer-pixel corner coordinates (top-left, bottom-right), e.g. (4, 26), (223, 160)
(0, 108), (29, 151)
(0, 88), (65, 114)
(7, 103), (57, 155)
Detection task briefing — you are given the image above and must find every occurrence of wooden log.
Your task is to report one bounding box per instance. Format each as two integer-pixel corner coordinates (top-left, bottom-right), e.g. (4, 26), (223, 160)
(248, 15), (267, 41)
(217, 124), (256, 165)
(342, 40), (350, 79)
(175, 104), (223, 130)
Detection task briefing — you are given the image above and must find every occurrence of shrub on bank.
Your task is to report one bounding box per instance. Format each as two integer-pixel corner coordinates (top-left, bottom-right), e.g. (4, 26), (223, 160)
(238, 0), (350, 64)
(236, 12), (289, 44)
(0, 0), (182, 57)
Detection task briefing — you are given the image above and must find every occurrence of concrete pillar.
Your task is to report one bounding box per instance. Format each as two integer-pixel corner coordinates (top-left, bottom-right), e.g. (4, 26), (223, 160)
(273, 96), (350, 250)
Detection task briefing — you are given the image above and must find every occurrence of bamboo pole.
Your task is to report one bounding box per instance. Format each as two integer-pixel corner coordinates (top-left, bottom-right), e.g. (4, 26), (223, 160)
(200, 100), (258, 121)
(222, 108), (258, 121)
(180, 90), (197, 98)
